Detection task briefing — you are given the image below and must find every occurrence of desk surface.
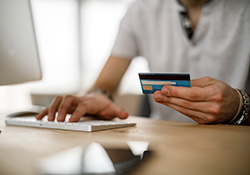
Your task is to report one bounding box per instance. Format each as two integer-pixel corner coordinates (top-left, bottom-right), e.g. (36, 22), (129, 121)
(0, 113), (250, 175)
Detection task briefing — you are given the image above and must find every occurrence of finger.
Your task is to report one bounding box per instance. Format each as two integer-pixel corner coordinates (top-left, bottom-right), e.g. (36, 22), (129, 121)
(163, 103), (216, 124)
(154, 92), (220, 115)
(48, 96), (63, 121)
(36, 108), (49, 120)
(57, 95), (75, 122)
(160, 85), (215, 102)
(69, 103), (88, 122)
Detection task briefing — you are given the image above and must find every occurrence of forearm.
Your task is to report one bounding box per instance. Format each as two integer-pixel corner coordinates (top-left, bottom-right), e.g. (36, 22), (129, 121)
(91, 55), (131, 94)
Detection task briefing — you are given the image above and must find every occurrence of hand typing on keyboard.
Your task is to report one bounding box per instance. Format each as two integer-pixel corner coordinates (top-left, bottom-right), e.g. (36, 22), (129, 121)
(36, 93), (128, 122)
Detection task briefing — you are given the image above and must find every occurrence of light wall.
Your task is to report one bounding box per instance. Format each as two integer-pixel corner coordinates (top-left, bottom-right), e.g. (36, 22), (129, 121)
(0, 0), (149, 115)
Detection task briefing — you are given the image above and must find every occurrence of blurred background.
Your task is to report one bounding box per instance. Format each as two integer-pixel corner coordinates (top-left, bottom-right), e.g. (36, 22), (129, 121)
(0, 0), (150, 116)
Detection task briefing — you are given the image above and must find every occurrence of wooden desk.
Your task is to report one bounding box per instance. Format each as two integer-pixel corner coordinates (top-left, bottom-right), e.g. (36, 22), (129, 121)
(0, 113), (250, 175)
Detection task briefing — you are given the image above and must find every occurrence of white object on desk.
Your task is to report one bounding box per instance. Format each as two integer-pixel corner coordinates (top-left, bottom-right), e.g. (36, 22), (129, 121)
(5, 116), (136, 132)
(39, 143), (116, 175)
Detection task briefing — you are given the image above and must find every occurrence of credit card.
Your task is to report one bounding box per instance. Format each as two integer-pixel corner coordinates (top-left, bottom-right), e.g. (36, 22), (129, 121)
(139, 73), (191, 94)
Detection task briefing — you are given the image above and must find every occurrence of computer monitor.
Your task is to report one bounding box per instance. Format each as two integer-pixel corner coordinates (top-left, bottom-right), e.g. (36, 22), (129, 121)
(0, 0), (42, 86)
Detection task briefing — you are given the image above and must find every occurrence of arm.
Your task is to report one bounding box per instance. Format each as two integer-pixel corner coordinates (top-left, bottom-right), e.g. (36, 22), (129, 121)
(36, 55), (132, 122)
(91, 55), (132, 94)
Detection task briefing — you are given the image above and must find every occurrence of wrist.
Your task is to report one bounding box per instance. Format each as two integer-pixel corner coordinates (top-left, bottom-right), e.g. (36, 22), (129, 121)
(87, 88), (114, 101)
(228, 89), (243, 123)
(228, 89), (249, 125)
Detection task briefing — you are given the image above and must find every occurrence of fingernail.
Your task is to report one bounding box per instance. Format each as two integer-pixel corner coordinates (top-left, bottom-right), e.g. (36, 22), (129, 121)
(48, 115), (53, 121)
(69, 115), (78, 122)
(155, 94), (163, 100)
(71, 114), (77, 118)
(162, 87), (170, 95)
(57, 113), (63, 120)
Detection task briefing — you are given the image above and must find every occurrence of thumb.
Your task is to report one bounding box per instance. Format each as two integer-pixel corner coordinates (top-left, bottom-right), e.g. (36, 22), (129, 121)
(117, 109), (129, 119)
(111, 103), (129, 119)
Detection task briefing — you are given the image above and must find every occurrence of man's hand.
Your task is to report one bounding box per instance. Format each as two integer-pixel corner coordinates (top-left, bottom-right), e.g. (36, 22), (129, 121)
(36, 93), (128, 122)
(153, 76), (240, 124)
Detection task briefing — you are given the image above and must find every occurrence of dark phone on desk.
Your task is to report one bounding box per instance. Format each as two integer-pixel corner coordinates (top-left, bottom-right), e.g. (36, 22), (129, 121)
(105, 147), (153, 174)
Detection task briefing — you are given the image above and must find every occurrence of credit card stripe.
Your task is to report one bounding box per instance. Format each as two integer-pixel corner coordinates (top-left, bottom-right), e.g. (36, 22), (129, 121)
(139, 73), (190, 80)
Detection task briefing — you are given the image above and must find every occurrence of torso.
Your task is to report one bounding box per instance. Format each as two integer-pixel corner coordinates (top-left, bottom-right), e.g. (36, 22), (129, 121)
(112, 0), (250, 121)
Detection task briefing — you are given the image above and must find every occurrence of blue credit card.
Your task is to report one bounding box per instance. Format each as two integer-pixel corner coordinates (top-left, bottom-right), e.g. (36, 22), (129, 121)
(139, 73), (191, 94)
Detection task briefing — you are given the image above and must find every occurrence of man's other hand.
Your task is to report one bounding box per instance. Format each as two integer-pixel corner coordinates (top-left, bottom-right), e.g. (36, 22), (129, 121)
(153, 76), (239, 124)
(36, 93), (128, 122)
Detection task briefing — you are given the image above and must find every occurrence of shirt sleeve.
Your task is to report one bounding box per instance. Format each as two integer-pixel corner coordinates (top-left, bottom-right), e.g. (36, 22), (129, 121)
(111, 2), (139, 59)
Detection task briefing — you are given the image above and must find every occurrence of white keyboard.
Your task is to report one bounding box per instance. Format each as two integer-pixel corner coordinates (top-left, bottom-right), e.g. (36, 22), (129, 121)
(5, 116), (136, 132)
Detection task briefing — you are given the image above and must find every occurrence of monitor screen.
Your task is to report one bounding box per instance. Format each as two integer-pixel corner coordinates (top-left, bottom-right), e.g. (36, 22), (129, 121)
(0, 0), (42, 86)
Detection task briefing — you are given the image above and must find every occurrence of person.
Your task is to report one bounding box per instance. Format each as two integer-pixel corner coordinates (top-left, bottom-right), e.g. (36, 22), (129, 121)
(36, 0), (250, 125)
